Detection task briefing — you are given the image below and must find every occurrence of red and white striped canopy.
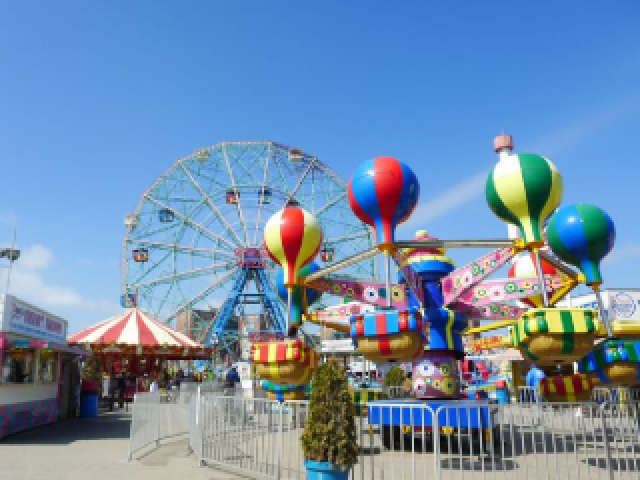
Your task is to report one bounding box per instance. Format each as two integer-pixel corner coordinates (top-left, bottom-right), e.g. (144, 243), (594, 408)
(68, 308), (203, 350)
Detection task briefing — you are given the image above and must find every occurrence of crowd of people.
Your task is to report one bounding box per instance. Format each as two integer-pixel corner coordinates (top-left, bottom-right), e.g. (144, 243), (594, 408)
(104, 366), (220, 410)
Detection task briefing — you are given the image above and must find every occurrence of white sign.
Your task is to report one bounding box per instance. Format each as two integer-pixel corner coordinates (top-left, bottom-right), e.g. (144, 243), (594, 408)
(321, 338), (355, 353)
(0, 295), (67, 343)
(557, 290), (640, 323)
(609, 291), (639, 321)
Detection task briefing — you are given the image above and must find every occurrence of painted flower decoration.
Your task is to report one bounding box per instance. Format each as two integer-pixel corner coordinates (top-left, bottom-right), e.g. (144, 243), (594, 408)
(488, 285), (505, 302)
(461, 271), (473, 287)
(454, 276), (462, 288)
(472, 264), (481, 276)
(442, 278), (453, 294)
(391, 285), (405, 301)
(476, 287), (488, 298)
(504, 282), (517, 294)
(346, 287), (355, 296)
(442, 378), (456, 395)
(363, 286), (379, 302)
(440, 364), (451, 375)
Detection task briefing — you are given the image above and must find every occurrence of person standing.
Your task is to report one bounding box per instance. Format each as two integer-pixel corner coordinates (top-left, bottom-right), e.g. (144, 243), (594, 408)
(117, 372), (126, 408)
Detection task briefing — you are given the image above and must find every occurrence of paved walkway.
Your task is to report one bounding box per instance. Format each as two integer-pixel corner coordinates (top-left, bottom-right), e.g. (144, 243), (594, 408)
(0, 412), (246, 480)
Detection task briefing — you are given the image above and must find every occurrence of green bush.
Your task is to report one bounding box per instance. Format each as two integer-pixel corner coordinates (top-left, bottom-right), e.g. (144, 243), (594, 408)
(300, 360), (358, 467)
(383, 366), (406, 387)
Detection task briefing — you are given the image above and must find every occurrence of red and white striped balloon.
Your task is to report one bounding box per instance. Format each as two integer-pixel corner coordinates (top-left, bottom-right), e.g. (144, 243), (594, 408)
(263, 207), (323, 287)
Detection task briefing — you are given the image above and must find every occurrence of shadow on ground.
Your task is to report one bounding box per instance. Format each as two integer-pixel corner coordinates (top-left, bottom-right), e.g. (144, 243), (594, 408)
(0, 412), (131, 445)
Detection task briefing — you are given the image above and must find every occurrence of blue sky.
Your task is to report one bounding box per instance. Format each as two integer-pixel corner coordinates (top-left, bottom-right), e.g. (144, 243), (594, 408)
(0, 1), (639, 335)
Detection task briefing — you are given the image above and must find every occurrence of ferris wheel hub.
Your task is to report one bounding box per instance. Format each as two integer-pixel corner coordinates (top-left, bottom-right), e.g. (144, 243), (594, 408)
(235, 247), (269, 269)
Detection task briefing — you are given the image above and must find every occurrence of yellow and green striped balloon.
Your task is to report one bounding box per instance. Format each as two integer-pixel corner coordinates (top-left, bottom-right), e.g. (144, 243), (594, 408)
(486, 153), (563, 245)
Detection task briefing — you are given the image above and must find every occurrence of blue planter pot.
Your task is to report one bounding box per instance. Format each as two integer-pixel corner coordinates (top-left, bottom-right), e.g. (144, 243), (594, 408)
(304, 460), (351, 480)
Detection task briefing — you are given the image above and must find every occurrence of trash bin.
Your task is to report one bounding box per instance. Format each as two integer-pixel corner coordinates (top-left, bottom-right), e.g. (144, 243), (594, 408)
(80, 379), (100, 418)
(495, 380), (510, 404)
(80, 392), (99, 417)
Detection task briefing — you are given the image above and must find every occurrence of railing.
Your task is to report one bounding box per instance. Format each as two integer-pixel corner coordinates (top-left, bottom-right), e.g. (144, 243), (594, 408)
(384, 385), (409, 398)
(129, 382), (249, 460)
(593, 386), (640, 404)
(128, 392), (161, 459)
(189, 394), (640, 480)
(517, 386), (540, 403)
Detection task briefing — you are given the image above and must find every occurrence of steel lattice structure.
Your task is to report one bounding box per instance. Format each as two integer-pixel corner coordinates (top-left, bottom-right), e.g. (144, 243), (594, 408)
(122, 142), (376, 352)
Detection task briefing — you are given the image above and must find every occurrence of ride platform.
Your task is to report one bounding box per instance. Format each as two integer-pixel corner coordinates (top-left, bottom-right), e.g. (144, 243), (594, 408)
(367, 398), (495, 430)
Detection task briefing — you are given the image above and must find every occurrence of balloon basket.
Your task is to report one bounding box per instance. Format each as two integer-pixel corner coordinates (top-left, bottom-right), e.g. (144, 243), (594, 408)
(511, 308), (598, 365)
(251, 340), (317, 386)
(351, 308), (425, 363)
(261, 380), (309, 402)
(578, 340), (640, 387)
(539, 374), (594, 402)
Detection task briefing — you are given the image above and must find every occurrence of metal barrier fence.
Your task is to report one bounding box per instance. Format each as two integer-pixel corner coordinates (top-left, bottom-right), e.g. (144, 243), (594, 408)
(129, 382), (248, 460)
(128, 392), (161, 459)
(128, 384), (216, 460)
(190, 394), (640, 480)
(593, 387), (640, 404)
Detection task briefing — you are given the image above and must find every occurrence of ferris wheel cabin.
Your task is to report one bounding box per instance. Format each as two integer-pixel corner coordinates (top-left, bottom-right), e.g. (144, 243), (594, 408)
(120, 293), (136, 308)
(288, 148), (303, 162)
(226, 189), (239, 204)
(158, 209), (175, 223)
(132, 249), (149, 262)
(321, 245), (335, 262)
(259, 187), (272, 204)
(195, 149), (210, 162)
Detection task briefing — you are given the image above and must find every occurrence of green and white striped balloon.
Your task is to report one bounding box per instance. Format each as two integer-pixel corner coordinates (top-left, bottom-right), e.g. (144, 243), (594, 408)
(486, 153), (563, 245)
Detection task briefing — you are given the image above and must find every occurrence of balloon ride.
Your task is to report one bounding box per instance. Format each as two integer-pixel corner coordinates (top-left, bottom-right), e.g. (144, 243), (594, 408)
(122, 133), (638, 431)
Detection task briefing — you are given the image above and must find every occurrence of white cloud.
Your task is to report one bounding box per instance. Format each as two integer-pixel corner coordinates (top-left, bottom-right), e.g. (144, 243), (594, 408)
(602, 242), (640, 266)
(529, 96), (640, 156)
(399, 94), (639, 227)
(401, 171), (488, 229)
(0, 243), (118, 313)
(17, 244), (54, 270)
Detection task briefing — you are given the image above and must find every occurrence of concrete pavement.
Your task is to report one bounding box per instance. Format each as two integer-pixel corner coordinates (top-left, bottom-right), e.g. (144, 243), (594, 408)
(0, 411), (246, 480)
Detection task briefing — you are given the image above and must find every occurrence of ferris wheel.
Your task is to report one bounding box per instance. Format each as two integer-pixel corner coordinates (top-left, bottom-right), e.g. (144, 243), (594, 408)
(122, 142), (376, 349)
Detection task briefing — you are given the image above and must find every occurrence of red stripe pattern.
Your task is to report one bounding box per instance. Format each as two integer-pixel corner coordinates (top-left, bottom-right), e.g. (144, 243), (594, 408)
(374, 157), (404, 245)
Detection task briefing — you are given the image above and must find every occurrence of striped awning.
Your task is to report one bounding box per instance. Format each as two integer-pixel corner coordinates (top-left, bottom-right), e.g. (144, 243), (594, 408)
(67, 308), (212, 358)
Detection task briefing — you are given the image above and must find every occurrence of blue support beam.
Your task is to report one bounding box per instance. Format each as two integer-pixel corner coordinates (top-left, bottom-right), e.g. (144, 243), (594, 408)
(204, 267), (286, 354)
(255, 268), (287, 333)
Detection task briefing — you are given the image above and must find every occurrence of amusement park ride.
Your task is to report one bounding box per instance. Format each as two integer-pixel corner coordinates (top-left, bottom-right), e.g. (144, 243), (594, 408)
(122, 135), (640, 415)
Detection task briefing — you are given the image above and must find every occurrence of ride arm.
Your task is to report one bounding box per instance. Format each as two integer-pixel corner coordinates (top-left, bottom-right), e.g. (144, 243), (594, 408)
(441, 243), (522, 306)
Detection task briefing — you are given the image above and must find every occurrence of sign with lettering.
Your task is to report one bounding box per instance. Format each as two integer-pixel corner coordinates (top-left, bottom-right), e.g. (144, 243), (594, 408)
(1, 295), (67, 343)
(470, 336), (506, 353)
(321, 338), (355, 353)
(247, 331), (284, 343)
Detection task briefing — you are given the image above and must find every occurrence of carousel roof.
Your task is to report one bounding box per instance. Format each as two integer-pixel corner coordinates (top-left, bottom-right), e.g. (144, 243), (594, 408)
(68, 308), (202, 348)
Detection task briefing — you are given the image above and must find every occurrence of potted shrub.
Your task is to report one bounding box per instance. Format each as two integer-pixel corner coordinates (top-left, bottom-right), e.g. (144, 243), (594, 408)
(301, 360), (358, 480)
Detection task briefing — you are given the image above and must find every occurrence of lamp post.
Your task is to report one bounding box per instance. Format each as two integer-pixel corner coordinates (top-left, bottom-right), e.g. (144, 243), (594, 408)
(1, 227), (20, 296)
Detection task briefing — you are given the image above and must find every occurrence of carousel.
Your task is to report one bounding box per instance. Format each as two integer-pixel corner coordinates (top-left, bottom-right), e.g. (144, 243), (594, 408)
(68, 308), (213, 402)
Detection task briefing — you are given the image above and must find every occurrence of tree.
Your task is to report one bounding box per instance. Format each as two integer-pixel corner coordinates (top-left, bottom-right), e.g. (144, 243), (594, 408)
(300, 360), (358, 467)
(383, 365), (406, 387)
